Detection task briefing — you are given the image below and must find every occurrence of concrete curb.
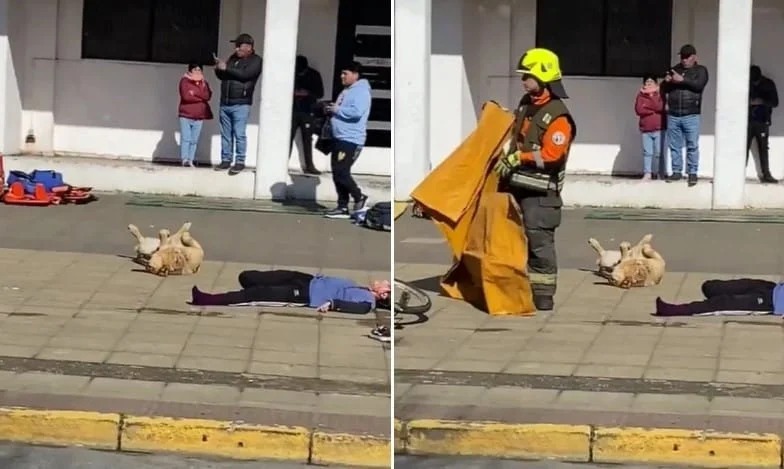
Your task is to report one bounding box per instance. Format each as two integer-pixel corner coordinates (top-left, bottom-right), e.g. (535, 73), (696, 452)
(395, 419), (784, 468)
(0, 407), (390, 468)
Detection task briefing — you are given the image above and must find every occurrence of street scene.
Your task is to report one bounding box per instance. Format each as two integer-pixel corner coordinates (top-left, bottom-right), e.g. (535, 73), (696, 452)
(0, 194), (391, 467)
(394, 208), (784, 467)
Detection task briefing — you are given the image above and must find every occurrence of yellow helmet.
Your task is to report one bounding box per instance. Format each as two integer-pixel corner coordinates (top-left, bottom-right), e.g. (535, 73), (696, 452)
(516, 48), (562, 83)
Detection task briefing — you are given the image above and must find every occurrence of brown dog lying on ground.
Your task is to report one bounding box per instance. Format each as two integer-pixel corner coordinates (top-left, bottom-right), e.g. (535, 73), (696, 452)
(145, 222), (204, 276)
(588, 233), (653, 273)
(605, 241), (666, 289)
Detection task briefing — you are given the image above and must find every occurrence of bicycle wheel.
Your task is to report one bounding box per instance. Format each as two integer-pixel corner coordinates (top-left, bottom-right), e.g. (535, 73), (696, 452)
(394, 279), (432, 315)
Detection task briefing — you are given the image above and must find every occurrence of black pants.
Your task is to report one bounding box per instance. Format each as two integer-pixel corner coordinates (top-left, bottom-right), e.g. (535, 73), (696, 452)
(213, 270), (313, 305)
(517, 192), (562, 298)
(747, 121), (773, 177)
(331, 139), (363, 208)
(688, 279), (775, 313)
(290, 112), (316, 170)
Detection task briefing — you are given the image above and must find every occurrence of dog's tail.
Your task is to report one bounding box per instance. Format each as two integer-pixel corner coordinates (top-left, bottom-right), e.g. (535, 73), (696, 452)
(588, 238), (605, 255)
(128, 224), (144, 242)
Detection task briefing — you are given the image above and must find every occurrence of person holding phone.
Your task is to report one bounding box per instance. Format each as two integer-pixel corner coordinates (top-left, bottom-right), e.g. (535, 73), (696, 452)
(213, 33), (263, 176)
(178, 63), (213, 167)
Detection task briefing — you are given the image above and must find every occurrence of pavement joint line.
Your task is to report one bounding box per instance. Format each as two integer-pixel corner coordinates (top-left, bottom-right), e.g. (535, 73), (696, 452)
(0, 356), (388, 396)
(395, 369), (784, 400)
(0, 407), (389, 467)
(394, 418), (784, 468)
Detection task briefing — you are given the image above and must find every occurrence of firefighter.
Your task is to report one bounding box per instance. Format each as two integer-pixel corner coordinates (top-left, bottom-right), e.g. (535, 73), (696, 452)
(494, 48), (576, 311)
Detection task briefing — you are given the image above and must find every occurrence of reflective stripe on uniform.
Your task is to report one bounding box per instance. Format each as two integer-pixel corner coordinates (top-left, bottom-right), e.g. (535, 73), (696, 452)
(529, 272), (557, 285)
(532, 150), (544, 169)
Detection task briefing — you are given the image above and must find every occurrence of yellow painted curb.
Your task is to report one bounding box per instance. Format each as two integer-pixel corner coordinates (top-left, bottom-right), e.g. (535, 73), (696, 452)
(593, 426), (782, 468)
(406, 419), (591, 461)
(394, 202), (409, 220)
(0, 408), (120, 449)
(394, 419), (406, 452)
(121, 416), (311, 461)
(311, 431), (390, 467)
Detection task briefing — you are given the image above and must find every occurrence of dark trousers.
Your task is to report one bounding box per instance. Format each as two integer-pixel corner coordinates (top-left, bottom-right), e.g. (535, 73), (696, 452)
(687, 279), (776, 313)
(331, 139), (363, 208)
(747, 121), (773, 178)
(290, 112), (316, 170)
(518, 193), (562, 298)
(212, 270), (313, 305)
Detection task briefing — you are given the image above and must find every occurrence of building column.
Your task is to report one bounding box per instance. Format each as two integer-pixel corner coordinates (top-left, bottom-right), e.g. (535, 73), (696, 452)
(712, 0), (753, 209)
(394, 0), (432, 200)
(253, 0), (300, 200)
(0, 0), (9, 153)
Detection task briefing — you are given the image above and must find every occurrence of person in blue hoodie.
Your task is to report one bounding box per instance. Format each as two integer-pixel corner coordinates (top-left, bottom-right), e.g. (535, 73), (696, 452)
(190, 269), (390, 314)
(654, 278), (784, 316)
(323, 61), (372, 219)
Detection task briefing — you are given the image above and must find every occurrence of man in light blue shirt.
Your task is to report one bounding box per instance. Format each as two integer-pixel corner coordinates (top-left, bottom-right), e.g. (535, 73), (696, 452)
(324, 61), (372, 219)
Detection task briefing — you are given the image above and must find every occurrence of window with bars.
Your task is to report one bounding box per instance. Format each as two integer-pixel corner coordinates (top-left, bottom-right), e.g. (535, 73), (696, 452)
(535, 0), (673, 78)
(81, 0), (221, 65)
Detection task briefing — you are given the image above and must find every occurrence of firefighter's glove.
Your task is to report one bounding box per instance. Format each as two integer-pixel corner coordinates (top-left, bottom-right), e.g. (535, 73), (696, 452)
(494, 152), (521, 178)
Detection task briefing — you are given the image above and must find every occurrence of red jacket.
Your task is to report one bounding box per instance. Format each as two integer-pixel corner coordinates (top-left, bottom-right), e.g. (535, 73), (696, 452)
(178, 76), (213, 120)
(634, 91), (665, 132)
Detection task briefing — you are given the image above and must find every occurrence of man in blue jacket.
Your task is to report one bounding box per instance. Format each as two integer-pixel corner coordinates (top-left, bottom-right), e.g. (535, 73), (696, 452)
(324, 62), (372, 219)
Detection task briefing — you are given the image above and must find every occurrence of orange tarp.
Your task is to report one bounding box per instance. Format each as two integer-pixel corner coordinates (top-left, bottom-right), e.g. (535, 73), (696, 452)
(410, 101), (535, 316)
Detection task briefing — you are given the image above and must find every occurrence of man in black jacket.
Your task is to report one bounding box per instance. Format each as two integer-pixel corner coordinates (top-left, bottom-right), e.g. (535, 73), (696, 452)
(290, 55), (324, 175)
(661, 44), (709, 187)
(747, 65), (779, 183)
(214, 33), (263, 175)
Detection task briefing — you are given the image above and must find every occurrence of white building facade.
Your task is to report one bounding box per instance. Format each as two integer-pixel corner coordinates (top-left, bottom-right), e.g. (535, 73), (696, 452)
(395, 0), (783, 209)
(0, 0), (391, 201)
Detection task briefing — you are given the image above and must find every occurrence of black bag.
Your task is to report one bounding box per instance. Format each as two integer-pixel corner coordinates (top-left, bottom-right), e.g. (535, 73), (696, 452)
(364, 202), (391, 231)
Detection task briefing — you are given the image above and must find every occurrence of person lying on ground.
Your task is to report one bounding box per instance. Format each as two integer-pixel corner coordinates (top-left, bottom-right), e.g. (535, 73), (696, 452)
(191, 269), (391, 313)
(655, 278), (784, 316)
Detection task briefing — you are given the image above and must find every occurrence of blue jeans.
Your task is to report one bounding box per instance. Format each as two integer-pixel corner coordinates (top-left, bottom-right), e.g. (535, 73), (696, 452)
(219, 104), (251, 164)
(641, 131), (662, 175)
(667, 114), (701, 175)
(179, 118), (204, 162)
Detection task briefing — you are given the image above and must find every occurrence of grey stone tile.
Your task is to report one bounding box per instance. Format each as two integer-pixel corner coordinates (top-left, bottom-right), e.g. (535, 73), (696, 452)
(319, 352), (386, 370)
(0, 344), (42, 358)
(581, 352), (652, 366)
(84, 377), (165, 400)
(35, 347), (110, 363)
(710, 397), (784, 415)
(718, 358), (784, 373)
(7, 372), (90, 395)
(176, 357), (246, 373)
(319, 366), (390, 385)
(643, 367), (715, 382)
(504, 361), (577, 376)
(180, 344), (250, 361)
(478, 387), (560, 408)
(160, 383), (241, 405)
(251, 349), (316, 365)
(555, 390), (635, 411)
(114, 338), (186, 355)
(574, 365), (644, 379)
(46, 334), (120, 350)
(632, 393), (711, 414)
(715, 370), (784, 385)
(317, 393), (390, 417)
(106, 352), (178, 368)
(187, 333), (255, 348)
(247, 362), (317, 378)
(399, 384), (483, 406)
(239, 388), (317, 412)
(434, 359), (509, 373)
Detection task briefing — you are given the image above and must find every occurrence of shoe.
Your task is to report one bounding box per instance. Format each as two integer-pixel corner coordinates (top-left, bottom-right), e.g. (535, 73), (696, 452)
(533, 295), (554, 311)
(214, 161), (231, 171)
(182, 161), (195, 168)
(665, 173), (682, 183)
(687, 174), (698, 187)
(324, 207), (350, 219)
(304, 167), (322, 175)
(228, 163), (245, 175)
(641, 173), (652, 181)
(651, 174), (659, 181)
(352, 194), (369, 213)
(761, 175), (779, 184)
(368, 326), (391, 343)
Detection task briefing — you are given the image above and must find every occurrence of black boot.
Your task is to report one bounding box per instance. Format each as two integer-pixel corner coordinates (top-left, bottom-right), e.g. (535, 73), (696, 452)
(533, 295), (554, 311)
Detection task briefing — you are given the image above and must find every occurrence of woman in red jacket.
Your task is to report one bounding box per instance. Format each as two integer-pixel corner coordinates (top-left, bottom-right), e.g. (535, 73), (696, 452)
(634, 74), (666, 180)
(178, 64), (213, 167)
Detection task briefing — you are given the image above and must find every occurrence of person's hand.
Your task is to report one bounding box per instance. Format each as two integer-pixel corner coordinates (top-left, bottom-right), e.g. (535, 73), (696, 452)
(294, 89), (309, 97)
(671, 71), (684, 82)
(189, 90), (195, 96)
(751, 98), (764, 106)
(316, 301), (331, 313)
(494, 152), (521, 178)
(216, 60), (227, 71)
(325, 103), (338, 114)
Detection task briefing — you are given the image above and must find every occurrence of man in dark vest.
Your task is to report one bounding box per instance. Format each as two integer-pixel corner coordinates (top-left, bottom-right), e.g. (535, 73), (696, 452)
(494, 48), (577, 311)
(747, 65), (779, 183)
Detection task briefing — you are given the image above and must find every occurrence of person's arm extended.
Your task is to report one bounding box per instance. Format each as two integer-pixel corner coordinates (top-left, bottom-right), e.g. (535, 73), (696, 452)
(331, 299), (373, 314)
(335, 89), (370, 121)
(221, 56), (262, 82)
(681, 66), (709, 93)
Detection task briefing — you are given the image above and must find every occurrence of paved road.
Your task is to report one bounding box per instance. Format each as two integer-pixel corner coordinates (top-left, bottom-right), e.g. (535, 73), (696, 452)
(396, 457), (676, 468)
(0, 194), (389, 271)
(395, 208), (784, 274)
(0, 443), (310, 468)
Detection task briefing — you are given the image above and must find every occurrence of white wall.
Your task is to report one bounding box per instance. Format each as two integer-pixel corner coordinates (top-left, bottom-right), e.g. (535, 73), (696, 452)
(430, 0), (784, 180)
(12, 0), (390, 176)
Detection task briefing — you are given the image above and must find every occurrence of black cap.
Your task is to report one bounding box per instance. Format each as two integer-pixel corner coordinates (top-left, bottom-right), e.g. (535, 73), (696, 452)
(341, 61), (362, 74)
(230, 33), (254, 46)
(679, 44), (696, 58)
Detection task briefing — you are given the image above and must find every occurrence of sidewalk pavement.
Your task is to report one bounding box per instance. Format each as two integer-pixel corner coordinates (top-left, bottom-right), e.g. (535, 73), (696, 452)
(394, 261), (784, 468)
(0, 199), (391, 468)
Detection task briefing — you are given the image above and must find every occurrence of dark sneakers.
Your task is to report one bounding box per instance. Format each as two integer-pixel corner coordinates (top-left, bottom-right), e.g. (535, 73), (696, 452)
(665, 173), (698, 187)
(228, 163), (245, 175)
(761, 175), (779, 184)
(214, 161), (231, 171)
(665, 173), (682, 183)
(324, 207), (350, 219)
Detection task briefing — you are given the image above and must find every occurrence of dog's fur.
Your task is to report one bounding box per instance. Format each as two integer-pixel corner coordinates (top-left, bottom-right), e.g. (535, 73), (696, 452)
(146, 223), (203, 276)
(606, 242), (666, 289)
(588, 234), (653, 272)
(128, 224), (162, 260)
